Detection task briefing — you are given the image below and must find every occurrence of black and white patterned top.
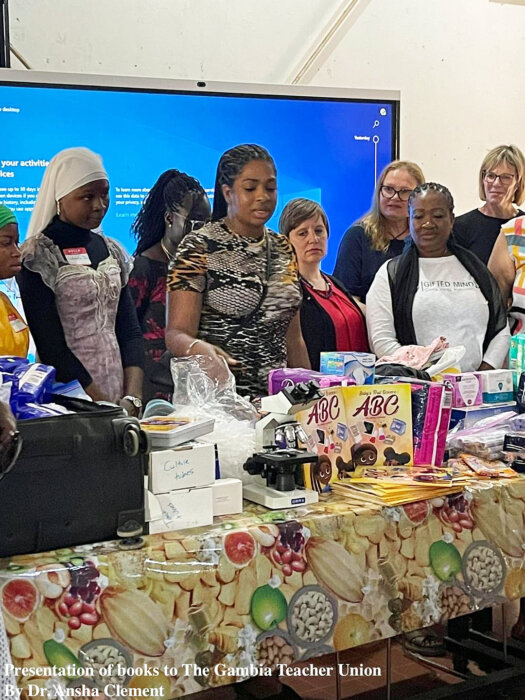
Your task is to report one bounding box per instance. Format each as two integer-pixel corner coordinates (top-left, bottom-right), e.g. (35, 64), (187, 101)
(167, 221), (302, 395)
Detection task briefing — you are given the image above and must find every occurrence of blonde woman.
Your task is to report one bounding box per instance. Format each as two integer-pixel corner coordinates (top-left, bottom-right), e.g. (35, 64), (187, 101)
(333, 160), (424, 303)
(454, 144), (525, 264)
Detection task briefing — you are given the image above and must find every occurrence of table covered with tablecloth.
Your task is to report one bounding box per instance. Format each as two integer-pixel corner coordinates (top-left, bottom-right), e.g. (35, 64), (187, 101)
(1, 480), (525, 698)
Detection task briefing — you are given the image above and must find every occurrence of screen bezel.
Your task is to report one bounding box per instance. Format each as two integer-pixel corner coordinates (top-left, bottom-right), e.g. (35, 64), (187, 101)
(0, 69), (400, 160)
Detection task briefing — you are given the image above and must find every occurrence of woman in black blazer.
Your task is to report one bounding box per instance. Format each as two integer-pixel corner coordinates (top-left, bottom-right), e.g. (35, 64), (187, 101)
(280, 198), (368, 371)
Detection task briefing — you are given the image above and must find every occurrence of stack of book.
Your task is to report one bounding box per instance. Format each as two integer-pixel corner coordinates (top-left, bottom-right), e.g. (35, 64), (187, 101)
(331, 465), (470, 507)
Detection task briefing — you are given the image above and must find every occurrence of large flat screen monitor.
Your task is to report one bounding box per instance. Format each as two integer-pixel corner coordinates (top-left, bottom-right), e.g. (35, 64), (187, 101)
(0, 70), (399, 272)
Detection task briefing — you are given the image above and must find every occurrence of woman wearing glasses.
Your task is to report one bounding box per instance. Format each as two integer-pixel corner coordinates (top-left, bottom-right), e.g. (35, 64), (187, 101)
(129, 170), (210, 402)
(454, 145), (525, 264)
(166, 144), (310, 396)
(333, 160), (424, 304)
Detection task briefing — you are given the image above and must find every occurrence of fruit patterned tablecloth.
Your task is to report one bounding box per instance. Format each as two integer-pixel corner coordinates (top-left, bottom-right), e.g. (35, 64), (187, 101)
(1, 481), (525, 698)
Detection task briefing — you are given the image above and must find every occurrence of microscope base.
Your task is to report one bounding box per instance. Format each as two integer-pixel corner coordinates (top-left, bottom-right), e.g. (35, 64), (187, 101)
(243, 483), (319, 509)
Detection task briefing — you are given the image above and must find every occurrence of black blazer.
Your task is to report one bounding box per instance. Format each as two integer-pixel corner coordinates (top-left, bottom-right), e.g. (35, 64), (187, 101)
(299, 274), (366, 371)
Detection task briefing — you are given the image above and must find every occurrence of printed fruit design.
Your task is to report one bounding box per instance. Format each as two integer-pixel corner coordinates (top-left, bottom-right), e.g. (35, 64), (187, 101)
(435, 494), (473, 533)
(128, 671), (172, 695)
(333, 613), (371, 650)
(400, 500), (430, 527)
(223, 531), (257, 568)
(471, 489), (524, 557)
(252, 524), (280, 548)
(250, 584), (287, 631)
(305, 537), (364, 602)
(271, 520), (306, 576)
(259, 521), (307, 577)
(387, 597), (411, 632)
(429, 541), (462, 581)
(505, 568), (525, 599)
(43, 639), (82, 677)
(1, 578), (40, 622)
(35, 564), (71, 599)
(58, 560), (102, 630)
(100, 586), (169, 656)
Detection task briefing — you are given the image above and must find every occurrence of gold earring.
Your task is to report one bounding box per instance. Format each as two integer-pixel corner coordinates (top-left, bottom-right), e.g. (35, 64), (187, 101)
(56, 200), (61, 216)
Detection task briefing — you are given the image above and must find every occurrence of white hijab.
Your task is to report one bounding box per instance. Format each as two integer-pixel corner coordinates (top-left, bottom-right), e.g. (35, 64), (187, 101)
(27, 147), (108, 238)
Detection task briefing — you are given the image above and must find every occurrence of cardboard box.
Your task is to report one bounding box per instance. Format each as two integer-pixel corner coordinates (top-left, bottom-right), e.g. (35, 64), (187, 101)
(148, 440), (215, 494)
(148, 486), (213, 533)
(319, 352), (375, 384)
(212, 478), (243, 516)
(443, 372), (482, 408)
(449, 401), (517, 430)
(481, 370), (514, 404)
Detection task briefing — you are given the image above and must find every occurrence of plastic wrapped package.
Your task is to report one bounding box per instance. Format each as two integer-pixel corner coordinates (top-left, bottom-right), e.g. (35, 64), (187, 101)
(169, 355), (258, 483)
(375, 377), (451, 466)
(447, 411), (518, 460)
(508, 414), (525, 432)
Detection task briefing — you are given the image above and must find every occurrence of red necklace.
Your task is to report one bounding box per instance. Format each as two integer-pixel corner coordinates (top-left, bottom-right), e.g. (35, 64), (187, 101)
(301, 273), (333, 299)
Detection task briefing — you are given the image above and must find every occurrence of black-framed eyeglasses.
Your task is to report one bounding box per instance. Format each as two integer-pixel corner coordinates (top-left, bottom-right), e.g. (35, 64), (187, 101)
(0, 430), (22, 482)
(380, 185), (413, 201)
(482, 170), (516, 186)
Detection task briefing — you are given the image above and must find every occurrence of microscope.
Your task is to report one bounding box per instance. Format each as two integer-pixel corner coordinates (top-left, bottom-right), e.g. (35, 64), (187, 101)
(243, 381), (321, 508)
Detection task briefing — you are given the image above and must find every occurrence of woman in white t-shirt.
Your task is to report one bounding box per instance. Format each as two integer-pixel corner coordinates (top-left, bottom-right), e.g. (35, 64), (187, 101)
(366, 183), (509, 371)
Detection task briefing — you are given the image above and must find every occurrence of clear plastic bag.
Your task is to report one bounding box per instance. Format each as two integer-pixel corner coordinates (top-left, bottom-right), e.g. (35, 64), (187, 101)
(170, 355), (257, 423)
(447, 410), (518, 460)
(170, 355), (258, 482)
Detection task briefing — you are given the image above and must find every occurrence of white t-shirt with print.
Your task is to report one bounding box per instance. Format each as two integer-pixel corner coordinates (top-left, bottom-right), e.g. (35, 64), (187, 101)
(366, 255), (509, 371)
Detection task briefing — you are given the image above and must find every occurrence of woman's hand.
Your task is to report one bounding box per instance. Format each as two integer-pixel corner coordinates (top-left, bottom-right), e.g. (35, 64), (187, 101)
(166, 289), (240, 382)
(118, 397), (140, 418)
(85, 382), (110, 403)
(478, 361), (494, 371)
(190, 339), (240, 382)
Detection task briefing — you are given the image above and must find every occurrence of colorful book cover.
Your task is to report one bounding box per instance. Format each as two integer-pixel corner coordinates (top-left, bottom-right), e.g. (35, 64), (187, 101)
(296, 384), (414, 491)
(295, 386), (353, 493)
(340, 384), (413, 468)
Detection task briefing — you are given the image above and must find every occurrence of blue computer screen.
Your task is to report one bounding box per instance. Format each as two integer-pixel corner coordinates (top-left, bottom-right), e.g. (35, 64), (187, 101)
(0, 81), (397, 272)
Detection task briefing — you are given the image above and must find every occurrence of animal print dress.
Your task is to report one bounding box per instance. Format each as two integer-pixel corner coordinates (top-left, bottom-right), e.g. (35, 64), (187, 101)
(167, 221), (302, 396)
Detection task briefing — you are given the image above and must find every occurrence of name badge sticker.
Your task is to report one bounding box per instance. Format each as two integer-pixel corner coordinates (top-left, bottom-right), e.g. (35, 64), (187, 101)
(8, 313), (27, 333)
(64, 247), (91, 265)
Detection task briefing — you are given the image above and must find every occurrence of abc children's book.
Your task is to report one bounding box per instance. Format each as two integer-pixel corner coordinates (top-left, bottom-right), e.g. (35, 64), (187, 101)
(296, 384), (413, 492)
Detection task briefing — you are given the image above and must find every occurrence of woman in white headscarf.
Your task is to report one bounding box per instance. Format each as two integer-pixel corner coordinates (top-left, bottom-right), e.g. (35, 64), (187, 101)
(18, 147), (144, 414)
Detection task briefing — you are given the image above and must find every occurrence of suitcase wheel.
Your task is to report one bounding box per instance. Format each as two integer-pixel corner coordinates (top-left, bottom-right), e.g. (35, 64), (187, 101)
(122, 424), (141, 457)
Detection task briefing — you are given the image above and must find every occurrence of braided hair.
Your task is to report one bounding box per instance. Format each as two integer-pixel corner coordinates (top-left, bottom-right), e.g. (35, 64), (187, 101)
(212, 144), (276, 221)
(132, 169), (205, 255)
(408, 182), (454, 212)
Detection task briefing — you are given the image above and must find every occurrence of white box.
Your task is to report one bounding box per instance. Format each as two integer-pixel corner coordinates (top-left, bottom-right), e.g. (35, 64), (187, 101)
(481, 369), (514, 403)
(148, 440), (216, 494)
(212, 478), (243, 516)
(148, 486), (213, 534)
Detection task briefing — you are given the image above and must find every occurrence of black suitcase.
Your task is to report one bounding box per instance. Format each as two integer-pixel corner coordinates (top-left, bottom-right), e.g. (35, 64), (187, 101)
(0, 396), (149, 557)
